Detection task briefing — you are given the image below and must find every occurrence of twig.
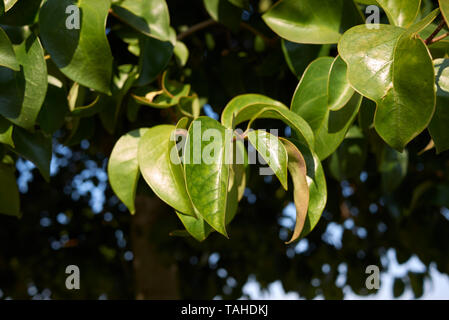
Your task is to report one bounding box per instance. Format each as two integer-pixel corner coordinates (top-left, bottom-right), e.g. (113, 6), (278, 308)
(177, 19), (217, 41)
(427, 32), (449, 45)
(425, 19), (447, 45)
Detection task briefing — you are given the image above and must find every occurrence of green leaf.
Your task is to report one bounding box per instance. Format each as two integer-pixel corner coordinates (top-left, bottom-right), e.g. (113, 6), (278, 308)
(429, 58), (449, 153)
(262, 0), (363, 44)
(247, 130), (288, 190)
(328, 126), (367, 181)
(230, 101), (315, 150)
(174, 41), (189, 66)
(281, 40), (331, 78)
(291, 57), (362, 160)
(39, 0), (113, 94)
(37, 84), (69, 134)
(111, 0), (173, 41)
(376, 0), (421, 27)
(282, 138), (327, 238)
(280, 138), (309, 244)
(225, 139), (247, 224)
(108, 128), (148, 214)
(221, 93), (287, 128)
(0, 163), (20, 217)
(291, 57), (334, 132)
(439, 0), (449, 26)
(227, 0), (249, 9)
(203, 0), (242, 30)
(328, 55), (355, 111)
(0, 34), (47, 130)
(339, 24), (436, 150)
(176, 211), (212, 242)
(0, 0), (41, 26)
(4, 0), (18, 12)
(138, 125), (195, 216)
(11, 127), (52, 182)
(132, 82), (191, 108)
(0, 27), (19, 70)
(184, 117), (231, 236)
(379, 145), (408, 193)
(179, 94), (201, 119)
(0, 116), (14, 147)
(135, 35), (173, 86)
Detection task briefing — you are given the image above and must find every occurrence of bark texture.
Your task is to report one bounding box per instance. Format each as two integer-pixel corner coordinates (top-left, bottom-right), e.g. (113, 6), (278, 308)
(131, 195), (179, 299)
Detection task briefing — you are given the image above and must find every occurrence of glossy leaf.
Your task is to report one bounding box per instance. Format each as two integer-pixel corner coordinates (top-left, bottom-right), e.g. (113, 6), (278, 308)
(39, 0), (113, 94)
(135, 35), (173, 86)
(0, 163), (20, 217)
(291, 57), (362, 160)
(328, 56), (355, 111)
(174, 41), (189, 66)
(339, 24), (436, 150)
(282, 138), (327, 238)
(0, 34), (47, 130)
(138, 125), (195, 216)
(111, 0), (173, 41)
(376, 0), (421, 27)
(184, 117), (231, 236)
(280, 139), (309, 244)
(0, 0), (41, 26)
(0, 27), (19, 70)
(262, 0), (363, 44)
(4, 0), (18, 12)
(176, 211), (212, 242)
(37, 85), (69, 134)
(11, 127), (52, 182)
(221, 94), (287, 129)
(0, 116), (13, 147)
(203, 0), (242, 30)
(439, 0), (449, 26)
(108, 128), (149, 214)
(247, 130), (288, 190)
(232, 103), (315, 150)
(429, 58), (449, 153)
(281, 40), (331, 78)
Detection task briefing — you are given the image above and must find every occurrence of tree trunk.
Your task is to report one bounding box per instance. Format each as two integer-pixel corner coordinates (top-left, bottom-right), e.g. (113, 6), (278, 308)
(131, 195), (179, 299)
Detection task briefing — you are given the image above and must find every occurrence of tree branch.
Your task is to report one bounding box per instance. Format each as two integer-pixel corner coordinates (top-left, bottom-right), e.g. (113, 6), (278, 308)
(177, 19), (218, 41)
(425, 19), (447, 45)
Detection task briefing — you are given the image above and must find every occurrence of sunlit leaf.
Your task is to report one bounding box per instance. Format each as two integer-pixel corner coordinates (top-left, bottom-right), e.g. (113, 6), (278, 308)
(280, 138), (309, 244)
(138, 125), (196, 216)
(247, 130), (288, 190)
(40, 0), (113, 94)
(108, 128), (149, 214)
(339, 24), (436, 150)
(262, 0), (363, 44)
(184, 117), (231, 236)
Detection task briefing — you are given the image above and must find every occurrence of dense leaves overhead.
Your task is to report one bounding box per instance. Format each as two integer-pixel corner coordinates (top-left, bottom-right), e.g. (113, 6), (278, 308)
(1, 0), (449, 301)
(0, 0), (448, 271)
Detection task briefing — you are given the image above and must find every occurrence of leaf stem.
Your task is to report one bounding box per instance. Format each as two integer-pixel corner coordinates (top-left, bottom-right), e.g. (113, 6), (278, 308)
(425, 19), (447, 45)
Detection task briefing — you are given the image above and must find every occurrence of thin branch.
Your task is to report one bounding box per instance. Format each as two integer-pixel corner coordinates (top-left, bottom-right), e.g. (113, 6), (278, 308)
(425, 19), (447, 45)
(177, 19), (218, 41)
(427, 32), (449, 45)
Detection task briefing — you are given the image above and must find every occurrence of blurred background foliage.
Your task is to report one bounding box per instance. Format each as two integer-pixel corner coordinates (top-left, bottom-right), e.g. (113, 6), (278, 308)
(1, 0), (449, 300)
